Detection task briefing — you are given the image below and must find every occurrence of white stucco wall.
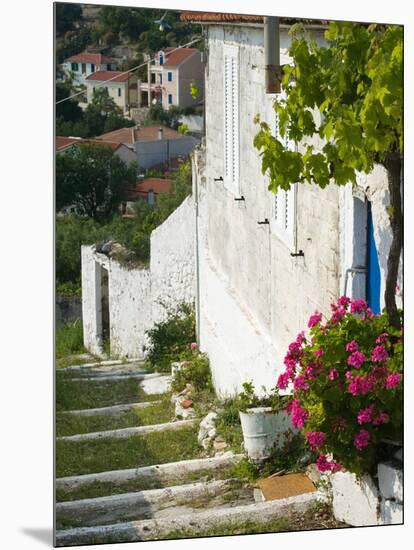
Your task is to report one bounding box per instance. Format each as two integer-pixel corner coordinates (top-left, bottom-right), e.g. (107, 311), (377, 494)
(81, 196), (196, 359)
(151, 196), (196, 325)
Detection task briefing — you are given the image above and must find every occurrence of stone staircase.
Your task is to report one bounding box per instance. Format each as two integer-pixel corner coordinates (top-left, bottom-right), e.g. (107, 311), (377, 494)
(55, 360), (325, 546)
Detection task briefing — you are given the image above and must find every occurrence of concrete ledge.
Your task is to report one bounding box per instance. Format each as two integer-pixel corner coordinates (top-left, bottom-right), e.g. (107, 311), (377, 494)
(57, 419), (197, 442)
(65, 372), (159, 382)
(56, 479), (233, 527)
(56, 453), (244, 491)
(378, 462), (403, 503)
(331, 471), (380, 526)
(56, 490), (324, 545)
(58, 359), (143, 371)
(58, 401), (161, 417)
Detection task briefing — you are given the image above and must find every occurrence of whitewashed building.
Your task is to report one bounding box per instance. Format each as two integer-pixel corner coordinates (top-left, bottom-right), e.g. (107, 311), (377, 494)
(181, 12), (401, 396)
(62, 51), (118, 85)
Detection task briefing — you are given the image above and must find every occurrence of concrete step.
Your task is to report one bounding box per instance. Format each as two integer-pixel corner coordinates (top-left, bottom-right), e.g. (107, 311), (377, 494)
(56, 478), (250, 528)
(56, 453), (244, 493)
(58, 401), (162, 417)
(58, 359), (144, 373)
(56, 491), (325, 545)
(57, 419), (197, 443)
(64, 372), (159, 382)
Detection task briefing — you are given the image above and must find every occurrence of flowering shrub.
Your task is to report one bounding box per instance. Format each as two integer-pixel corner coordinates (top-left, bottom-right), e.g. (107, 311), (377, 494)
(278, 297), (402, 476)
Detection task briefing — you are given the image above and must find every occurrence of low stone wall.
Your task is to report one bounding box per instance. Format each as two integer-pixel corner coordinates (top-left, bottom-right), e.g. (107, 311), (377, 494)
(331, 449), (403, 526)
(56, 295), (82, 326)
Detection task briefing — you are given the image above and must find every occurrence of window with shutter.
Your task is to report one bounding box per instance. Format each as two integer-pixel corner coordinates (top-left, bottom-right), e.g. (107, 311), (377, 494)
(223, 44), (240, 194)
(270, 95), (297, 250)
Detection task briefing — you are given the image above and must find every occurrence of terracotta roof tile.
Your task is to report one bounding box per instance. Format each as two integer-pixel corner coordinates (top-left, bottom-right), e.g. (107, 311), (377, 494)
(179, 11), (329, 26)
(95, 125), (184, 146)
(86, 71), (130, 83)
(56, 136), (121, 152)
(67, 52), (116, 64)
(126, 177), (173, 200)
(162, 47), (199, 67)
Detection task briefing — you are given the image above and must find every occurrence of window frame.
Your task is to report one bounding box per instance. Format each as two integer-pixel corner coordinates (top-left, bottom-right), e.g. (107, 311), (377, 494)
(167, 71), (172, 82)
(168, 93), (173, 105)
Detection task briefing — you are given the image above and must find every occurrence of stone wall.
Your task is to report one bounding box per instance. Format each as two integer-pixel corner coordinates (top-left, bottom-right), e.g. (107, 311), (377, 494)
(81, 196), (195, 359)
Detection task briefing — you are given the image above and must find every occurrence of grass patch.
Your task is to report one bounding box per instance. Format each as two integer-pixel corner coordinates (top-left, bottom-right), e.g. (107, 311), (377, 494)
(56, 398), (173, 436)
(56, 321), (86, 359)
(56, 377), (161, 411)
(214, 397), (244, 453)
(56, 464), (239, 502)
(56, 425), (201, 477)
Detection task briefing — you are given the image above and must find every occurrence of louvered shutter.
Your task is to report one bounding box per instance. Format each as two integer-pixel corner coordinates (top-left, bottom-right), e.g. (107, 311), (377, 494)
(223, 45), (239, 193)
(273, 95), (296, 248)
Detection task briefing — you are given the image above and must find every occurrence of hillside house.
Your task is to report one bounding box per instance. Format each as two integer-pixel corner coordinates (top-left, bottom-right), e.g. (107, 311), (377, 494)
(138, 47), (204, 109)
(181, 12), (402, 395)
(121, 177), (173, 214)
(85, 71), (138, 115)
(62, 51), (118, 85)
(95, 124), (199, 170)
(55, 136), (136, 166)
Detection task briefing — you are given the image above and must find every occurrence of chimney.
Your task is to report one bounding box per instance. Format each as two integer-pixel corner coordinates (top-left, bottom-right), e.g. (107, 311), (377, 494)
(158, 127), (164, 140)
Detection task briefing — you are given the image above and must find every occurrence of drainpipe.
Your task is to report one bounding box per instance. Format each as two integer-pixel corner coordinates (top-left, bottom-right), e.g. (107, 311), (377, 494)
(264, 16), (281, 94)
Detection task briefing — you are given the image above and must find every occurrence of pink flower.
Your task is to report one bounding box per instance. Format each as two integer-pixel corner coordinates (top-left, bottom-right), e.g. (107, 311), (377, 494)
(331, 307), (346, 323)
(304, 364), (316, 380)
(371, 345), (389, 363)
(357, 405), (375, 424)
(277, 372), (290, 390)
(190, 342), (198, 350)
(329, 368), (339, 380)
(371, 365), (388, 380)
(345, 371), (354, 380)
(376, 333), (388, 344)
(385, 373), (402, 389)
(286, 399), (309, 429)
(347, 351), (366, 369)
(308, 311), (323, 328)
(314, 348), (324, 358)
(293, 374), (309, 392)
(350, 299), (367, 314)
(347, 375), (374, 396)
(372, 411), (390, 426)
(306, 431), (326, 450)
(354, 428), (370, 450)
(346, 340), (359, 353)
(337, 296), (351, 309)
(316, 453), (342, 473)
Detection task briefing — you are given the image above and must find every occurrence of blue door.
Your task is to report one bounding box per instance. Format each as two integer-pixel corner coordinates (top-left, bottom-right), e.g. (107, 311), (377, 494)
(366, 202), (381, 314)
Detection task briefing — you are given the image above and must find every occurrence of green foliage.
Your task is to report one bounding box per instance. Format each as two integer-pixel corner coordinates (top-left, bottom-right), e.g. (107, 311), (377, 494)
(56, 281), (81, 297)
(56, 320), (85, 359)
(153, 160), (192, 223)
(189, 81), (201, 100)
(178, 123), (189, 135)
(56, 80), (83, 124)
(254, 22), (403, 193)
(144, 104), (184, 129)
(281, 297), (403, 476)
(171, 352), (213, 394)
(56, 143), (138, 219)
(56, 3), (83, 35)
(214, 396), (244, 453)
(237, 381), (289, 413)
(56, 26), (92, 64)
(144, 303), (196, 372)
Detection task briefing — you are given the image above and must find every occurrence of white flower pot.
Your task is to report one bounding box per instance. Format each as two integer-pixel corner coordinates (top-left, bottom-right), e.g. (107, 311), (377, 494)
(239, 407), (296, 461)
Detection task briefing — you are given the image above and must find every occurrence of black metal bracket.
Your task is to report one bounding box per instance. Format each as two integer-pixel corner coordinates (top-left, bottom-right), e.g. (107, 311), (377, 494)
(290, 250), (304, 257)
(234, 196), (245, 201)
(257, 218), (269, 225)
(214, 176), (223, 182)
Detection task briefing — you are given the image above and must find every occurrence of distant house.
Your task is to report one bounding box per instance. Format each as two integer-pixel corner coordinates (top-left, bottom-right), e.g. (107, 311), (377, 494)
(62, 51), (118, 85)
(138, 47), (204, 109)
(95, 124), (199, 170)
(85, 71), (138, 115)
(55, 136), (137, 166)
(121, 177), (173, 214)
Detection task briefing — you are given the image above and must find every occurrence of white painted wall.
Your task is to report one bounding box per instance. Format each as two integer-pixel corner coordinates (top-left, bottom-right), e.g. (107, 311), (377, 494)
(81, 196), (195, 359)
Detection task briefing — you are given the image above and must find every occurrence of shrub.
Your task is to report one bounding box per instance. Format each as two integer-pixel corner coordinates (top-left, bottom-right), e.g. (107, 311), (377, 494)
(144, 303), (196, 372)
(171, 352), (213, 394)
(277, 296), (403, 476)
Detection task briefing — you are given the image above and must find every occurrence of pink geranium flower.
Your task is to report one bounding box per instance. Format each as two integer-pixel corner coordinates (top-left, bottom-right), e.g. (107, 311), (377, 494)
(308, 311), (323, 328)
(357, 405), (375, 424)
(306, 431), (326, 450)
(354, 428), (370, 450)
(347, 351), (366, 369)
(350, 299), (367, 314)
(371, 345), (389, 363)
(329, 368), (339, 380)
(346, 340), (359, 353)
(385, 373), (402, 389)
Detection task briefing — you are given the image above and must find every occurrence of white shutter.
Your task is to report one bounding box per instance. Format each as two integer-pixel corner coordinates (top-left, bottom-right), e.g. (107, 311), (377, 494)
(272, 95), (296, 249)
(223, 44), (239, 193)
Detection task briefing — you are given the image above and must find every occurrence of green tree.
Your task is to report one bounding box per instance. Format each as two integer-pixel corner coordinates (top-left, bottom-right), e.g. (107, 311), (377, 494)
(56, 144), (138, 220)
(254, 22), (402, 328)
(56, 3), (83, 35)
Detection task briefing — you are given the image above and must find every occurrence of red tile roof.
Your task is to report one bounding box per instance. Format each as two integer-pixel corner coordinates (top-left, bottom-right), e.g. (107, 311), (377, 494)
(126, 177), (173, 200)
(86, 71), (130, 83)
(95, 125), (184, 146)
(162, 47), (199, 67)
(179, 11), (329, 26)
(67, 52), (116, 64)
(56, 136), (121, 152)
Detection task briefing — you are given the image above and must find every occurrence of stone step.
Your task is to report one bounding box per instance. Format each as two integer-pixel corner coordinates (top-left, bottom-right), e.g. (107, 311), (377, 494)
(56, 491), (325, 545)
(58, 401), (162, 417)
(57, 419), (197, 443)
(58, 359), (144, 372)
(56, 453), (244, 492)
(64, 372), (159, 382)
(56, 478), (248, 528)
